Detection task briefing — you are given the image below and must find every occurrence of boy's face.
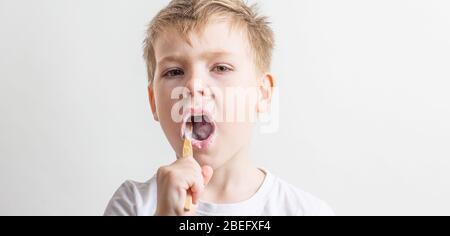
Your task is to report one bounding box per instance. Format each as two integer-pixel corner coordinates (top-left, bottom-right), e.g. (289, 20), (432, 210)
(149, 20), (273, 169)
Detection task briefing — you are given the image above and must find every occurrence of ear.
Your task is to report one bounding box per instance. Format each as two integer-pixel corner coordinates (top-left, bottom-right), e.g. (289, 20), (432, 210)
(257, 73), (276, 113)
(147, 84), (159, 122)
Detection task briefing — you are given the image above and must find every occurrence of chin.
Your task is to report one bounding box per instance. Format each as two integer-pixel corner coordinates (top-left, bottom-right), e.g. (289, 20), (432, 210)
(192, 152), (222, 169)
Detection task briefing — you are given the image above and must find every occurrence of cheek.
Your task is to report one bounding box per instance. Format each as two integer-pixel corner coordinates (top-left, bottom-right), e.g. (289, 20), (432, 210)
(225, 71), (258, 87)
(154, 84), (181, 138)
(212, 76), (260, 119)
(154, 82), (178, 117)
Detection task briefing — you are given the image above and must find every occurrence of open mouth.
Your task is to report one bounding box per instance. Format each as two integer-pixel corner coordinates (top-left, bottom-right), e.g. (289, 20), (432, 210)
(181, 112), (216, 149)
(187, 115), (214, 141)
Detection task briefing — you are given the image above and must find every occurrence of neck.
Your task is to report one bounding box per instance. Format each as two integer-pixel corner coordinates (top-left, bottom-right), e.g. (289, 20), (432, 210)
(202, 145), (265, 204)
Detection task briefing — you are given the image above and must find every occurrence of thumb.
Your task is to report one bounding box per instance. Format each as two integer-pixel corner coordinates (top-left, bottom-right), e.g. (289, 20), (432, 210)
(201, 166), (214, 186)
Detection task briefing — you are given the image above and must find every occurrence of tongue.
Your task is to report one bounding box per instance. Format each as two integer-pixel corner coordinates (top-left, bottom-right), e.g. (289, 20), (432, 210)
(192, 121), (213, 141)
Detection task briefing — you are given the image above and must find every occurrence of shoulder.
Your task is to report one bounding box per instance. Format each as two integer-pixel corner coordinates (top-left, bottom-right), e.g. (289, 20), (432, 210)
(103, 177), (157, 216)
(265, 173), (335, 216)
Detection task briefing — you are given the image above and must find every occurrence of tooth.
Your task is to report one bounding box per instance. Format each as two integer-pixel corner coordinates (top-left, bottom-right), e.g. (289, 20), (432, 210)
(194, 115), (203, 123)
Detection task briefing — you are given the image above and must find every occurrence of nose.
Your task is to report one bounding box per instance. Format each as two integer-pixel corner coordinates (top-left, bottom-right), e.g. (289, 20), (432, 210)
(185, 69), (211, 99)
(184, 70), (214, 110)
(186, 76), (205, 97)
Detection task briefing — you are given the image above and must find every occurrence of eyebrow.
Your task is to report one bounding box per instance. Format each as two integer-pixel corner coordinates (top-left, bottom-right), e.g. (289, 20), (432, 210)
(157, 55), (186, 68)
(157, 51), (234, 67)
(201, 51), (234, 60)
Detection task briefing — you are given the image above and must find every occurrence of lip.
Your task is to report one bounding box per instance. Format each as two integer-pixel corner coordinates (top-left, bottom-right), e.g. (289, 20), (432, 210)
(180, 108), (217, 150)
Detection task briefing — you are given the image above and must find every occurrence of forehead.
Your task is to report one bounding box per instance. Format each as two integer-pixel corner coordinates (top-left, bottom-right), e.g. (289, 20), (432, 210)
(153, 20), (251, 63)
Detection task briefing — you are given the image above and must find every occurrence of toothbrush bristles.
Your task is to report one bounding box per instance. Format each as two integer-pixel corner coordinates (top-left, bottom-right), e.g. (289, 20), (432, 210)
(184, 124), (193, 140)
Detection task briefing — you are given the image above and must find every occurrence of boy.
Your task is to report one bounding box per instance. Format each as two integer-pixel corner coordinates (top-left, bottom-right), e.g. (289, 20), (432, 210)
(104, 0), (334, 216)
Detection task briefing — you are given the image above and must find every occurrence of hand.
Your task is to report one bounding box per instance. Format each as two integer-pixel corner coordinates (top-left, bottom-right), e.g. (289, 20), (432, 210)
(154, 156), (213, 216)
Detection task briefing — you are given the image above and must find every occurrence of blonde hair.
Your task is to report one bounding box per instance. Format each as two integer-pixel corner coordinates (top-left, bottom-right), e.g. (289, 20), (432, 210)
(143, 0), (275, 84)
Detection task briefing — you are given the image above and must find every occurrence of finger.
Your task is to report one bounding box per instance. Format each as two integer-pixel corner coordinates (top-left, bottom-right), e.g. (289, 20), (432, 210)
(202, 165), (214, 186)
(178, 156), (202, 172)
(189, 176), (205, 205)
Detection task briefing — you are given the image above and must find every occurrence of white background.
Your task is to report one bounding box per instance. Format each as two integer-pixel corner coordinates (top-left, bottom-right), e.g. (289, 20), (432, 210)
(1, 0), (449, 216)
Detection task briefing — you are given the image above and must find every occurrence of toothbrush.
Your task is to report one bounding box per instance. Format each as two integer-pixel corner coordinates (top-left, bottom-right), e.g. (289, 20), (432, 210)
(182, 124), (193, 211)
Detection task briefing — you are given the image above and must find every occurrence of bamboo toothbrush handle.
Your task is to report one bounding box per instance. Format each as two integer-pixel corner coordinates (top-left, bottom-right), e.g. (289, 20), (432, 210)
(182, 134), (193, 211)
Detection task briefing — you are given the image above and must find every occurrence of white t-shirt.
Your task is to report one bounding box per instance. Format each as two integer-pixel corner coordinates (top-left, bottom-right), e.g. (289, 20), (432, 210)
(104, 170), (335, 216)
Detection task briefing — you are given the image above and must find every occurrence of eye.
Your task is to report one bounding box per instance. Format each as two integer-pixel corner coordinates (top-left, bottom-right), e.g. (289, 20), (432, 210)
(212, 64), (233, 74)
(163, 68), (184, 78)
